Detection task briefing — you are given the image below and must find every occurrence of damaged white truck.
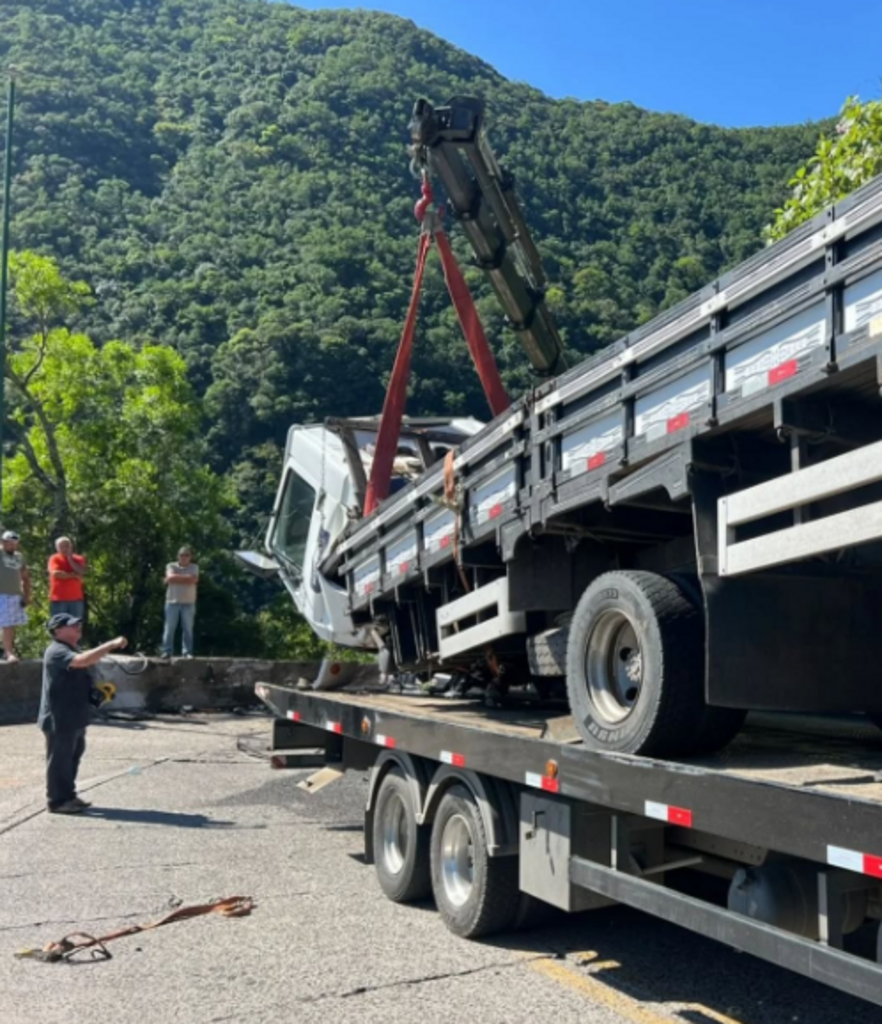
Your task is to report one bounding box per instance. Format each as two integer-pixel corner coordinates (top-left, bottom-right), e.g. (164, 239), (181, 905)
(256, 97), (882, 760)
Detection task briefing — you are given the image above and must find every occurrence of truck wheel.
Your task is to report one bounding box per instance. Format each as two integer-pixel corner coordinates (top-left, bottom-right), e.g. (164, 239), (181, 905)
(430, 784), (519, 938)
(372, 767), (431, 903)
(688, 706), (748, 756)
(866, 713), (882, 735)
(566, 571), (705, 757)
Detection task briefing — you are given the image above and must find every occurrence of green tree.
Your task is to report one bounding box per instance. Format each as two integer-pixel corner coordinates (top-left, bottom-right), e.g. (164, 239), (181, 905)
(0, 0), (828, 648)
(4, 251), (233, 653)
(766, 95), (882, 241)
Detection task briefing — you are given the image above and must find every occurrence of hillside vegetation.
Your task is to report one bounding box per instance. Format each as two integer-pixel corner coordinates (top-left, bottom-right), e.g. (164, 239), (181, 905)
(0, 0), (826, 652)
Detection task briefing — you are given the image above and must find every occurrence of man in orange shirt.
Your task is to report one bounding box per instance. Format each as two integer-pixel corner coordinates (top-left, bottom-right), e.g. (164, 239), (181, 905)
(48, 537), (87, 620)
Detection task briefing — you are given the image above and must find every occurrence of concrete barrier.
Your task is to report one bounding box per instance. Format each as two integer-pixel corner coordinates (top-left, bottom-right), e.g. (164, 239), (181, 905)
(0, 657), (378, 725)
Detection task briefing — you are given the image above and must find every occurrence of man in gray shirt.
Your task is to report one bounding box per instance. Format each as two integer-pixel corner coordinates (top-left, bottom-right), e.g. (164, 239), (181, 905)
(162, 546), (199, 658)
(0, 530), (31, 662)
(39, 612), (128, 814)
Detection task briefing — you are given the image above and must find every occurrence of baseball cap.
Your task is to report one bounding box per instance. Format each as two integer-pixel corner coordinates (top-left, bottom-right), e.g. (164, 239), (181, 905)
(1, 530), (19, 541)
(47, 612), (83, 633)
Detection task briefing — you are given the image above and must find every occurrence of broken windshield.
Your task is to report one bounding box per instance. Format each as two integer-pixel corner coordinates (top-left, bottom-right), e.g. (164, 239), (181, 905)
(270, 472), (316, 576)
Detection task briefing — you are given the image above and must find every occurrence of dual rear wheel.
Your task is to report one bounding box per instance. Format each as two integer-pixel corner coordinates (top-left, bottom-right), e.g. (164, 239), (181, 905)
(373, 770), (537, 938)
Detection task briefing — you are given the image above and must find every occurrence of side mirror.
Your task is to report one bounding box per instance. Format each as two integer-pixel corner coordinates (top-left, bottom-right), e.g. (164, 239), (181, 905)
(233, 550), (281, 580)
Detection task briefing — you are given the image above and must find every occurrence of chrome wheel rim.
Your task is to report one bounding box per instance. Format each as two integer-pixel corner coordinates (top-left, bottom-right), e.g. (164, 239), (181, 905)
(381, 791), (409, 875)
(585, 610), (643, 724)
(440, 813), (474, 907)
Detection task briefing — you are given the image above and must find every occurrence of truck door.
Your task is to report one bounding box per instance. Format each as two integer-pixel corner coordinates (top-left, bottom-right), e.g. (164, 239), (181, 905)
(268, 468), (368, 648)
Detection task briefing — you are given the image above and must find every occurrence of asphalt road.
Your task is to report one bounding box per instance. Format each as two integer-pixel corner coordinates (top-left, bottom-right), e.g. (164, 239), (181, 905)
(0, 713), (877, 1024)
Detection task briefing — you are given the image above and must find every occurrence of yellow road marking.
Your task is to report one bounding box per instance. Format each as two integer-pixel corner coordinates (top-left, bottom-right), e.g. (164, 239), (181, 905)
(526, 955), (747, 1024)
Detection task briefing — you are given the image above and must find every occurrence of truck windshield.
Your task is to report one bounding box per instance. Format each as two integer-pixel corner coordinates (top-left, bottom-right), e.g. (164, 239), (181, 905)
(271, 472), (316, 574)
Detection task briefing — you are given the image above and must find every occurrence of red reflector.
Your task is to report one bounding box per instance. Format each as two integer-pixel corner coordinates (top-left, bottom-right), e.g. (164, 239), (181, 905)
(668, 806), (693, 827)
(488, 503), (503, 520)
(440, 535), (452, 549)
(768, 359), (798, 386)
(666, 412), (690, 434)
(587, 452), (606, 471)
(541, 776), (560, 794)
(399, 562), (409, 575)
(864, 855), (882, 878)
(330, 722), (343, 734)
(364, 583), (374, 595)
(452, 752), (465, 767)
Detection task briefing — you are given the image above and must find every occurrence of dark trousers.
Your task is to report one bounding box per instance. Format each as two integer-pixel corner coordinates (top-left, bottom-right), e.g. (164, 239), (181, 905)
(45, 728), (86, 809)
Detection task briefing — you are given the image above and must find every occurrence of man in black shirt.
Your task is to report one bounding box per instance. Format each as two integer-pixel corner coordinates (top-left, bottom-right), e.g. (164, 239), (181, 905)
(38, 612), (128, 815)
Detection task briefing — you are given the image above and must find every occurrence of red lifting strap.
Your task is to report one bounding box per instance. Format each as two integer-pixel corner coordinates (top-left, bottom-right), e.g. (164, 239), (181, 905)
(363, 231), (433, 516)
(434, 228), (510, 419)
(363, 181), (511, 517)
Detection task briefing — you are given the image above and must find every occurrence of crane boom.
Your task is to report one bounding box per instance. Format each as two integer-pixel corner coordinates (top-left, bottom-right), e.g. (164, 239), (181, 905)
(409, 96), (566, 377)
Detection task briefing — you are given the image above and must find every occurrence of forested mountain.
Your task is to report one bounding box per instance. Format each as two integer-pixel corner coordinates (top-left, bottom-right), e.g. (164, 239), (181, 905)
(0, 0), (828, 651)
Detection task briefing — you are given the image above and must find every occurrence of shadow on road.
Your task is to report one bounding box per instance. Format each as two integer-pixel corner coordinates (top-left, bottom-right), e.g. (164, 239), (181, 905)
(489, 904), (875, 1024)
(83, 807), (238, 829)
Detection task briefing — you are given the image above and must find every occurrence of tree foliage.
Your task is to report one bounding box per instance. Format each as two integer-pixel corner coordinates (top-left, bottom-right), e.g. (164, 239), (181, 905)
(767, 95), (882, 242)
(4, 251), (237, 654)
(0, 1), (834, 654)
(0, 0), (823, 538)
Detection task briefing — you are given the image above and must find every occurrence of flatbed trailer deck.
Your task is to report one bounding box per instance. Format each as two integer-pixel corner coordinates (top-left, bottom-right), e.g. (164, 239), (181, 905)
(257, 682), (882, 1007)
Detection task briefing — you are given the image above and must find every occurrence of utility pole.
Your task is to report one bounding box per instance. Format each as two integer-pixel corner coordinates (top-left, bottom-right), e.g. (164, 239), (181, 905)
(0, 71), (15, 512)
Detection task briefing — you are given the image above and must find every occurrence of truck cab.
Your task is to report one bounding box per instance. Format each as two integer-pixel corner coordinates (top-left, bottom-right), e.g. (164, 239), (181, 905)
(266, 417), (483, 647)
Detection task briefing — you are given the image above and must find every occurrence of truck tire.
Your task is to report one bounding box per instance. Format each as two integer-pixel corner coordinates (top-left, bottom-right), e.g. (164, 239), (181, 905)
(663, 573), (746, 756)
(688, 706), (748, 756)
(866, 713), (882, 735)
(527, 625), (568, 677)
(430, 784), (519, 938)
(372, 766), (431, 903)
(566, 571), (706, 757)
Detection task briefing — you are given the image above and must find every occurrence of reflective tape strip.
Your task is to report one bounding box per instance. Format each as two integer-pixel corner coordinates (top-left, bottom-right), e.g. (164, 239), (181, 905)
(286, 710), (301, 723)
(376, 734), (396, 749)
(645, 800), (693, 828)
(525, 771), (560, 794)
(827, 844), (882, 878)
(768, 359), (798, 386)
(328, 721), (343, 734)
(666, 411), (691, 434)
(440, 750), (466, 767)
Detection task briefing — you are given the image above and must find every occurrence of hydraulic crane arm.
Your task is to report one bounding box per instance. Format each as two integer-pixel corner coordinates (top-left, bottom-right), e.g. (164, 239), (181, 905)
(409, 96), (566, 377)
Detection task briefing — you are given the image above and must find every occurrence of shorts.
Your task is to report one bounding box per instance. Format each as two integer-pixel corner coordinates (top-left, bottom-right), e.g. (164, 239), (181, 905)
(0, 594), (28, 627)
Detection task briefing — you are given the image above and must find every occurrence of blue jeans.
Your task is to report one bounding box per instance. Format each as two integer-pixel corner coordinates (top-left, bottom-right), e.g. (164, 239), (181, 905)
(163, 603), (195, 657)
(50, 599), (85, 619)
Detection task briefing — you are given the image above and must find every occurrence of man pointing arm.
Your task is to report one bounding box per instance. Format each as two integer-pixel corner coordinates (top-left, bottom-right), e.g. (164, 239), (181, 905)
(38, 613), (127, 815)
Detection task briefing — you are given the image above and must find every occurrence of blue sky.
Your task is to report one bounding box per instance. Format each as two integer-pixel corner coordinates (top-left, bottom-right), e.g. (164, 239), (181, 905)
(288, 0), (881, 127)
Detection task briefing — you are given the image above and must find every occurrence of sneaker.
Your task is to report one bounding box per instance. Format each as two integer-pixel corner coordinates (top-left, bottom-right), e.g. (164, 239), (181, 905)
(71, 796), (92, 809)
(48, 800), (85, 815)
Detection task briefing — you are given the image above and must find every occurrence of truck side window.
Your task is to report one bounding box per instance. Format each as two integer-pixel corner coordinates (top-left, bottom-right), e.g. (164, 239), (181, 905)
(271, 472), (316, 575)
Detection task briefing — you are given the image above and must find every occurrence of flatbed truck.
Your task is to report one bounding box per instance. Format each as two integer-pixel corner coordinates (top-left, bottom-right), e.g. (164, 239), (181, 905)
(255, 680), (882, 1007)
(256, 97), (882, 760)
(250, 95), (882, 1006)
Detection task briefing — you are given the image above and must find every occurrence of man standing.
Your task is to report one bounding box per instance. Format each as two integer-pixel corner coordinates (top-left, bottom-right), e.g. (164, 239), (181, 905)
(0, 530), (31, 663)
(39, 613), (127, 815)
(48, 536), (87, 619)
(162, 546), (199, 659)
